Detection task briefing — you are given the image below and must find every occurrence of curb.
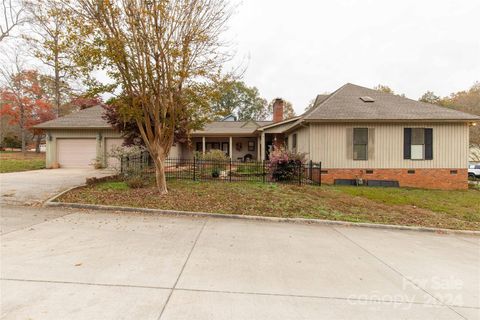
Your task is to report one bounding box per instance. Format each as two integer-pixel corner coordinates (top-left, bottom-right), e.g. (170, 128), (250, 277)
(44, 187), (480, 236)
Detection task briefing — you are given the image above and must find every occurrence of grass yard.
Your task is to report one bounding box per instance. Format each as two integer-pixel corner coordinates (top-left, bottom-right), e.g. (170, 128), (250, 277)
(58, 179), (480, 231)
(0, 151), (45, 173)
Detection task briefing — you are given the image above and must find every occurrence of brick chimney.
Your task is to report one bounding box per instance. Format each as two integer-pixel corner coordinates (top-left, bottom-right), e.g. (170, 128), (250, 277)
(273, 98), (284, 123)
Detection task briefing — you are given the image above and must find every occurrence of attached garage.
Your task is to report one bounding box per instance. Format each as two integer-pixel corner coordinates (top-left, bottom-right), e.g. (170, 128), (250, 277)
(33, 106), (123, 169)
(57, 139), (97, 168)
(34, 105), (181, 169)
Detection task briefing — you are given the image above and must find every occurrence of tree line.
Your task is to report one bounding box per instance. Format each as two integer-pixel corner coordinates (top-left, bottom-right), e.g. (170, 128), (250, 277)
(0, 1), (478, 194)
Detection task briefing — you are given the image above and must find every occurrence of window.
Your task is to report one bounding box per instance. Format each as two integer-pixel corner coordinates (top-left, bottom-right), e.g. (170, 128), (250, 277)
(411, 128), (425, 160)
(292, 134), (297, 149)
(353, 128), (368, 160)
(404, 128), (433, 160)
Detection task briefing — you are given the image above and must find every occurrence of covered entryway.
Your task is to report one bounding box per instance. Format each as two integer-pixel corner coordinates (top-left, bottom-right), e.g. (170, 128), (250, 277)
(105, 138), (124, 168)
(56, 139), (96, 168)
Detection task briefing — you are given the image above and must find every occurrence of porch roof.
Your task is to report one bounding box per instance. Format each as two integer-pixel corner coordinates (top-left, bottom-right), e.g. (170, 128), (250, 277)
(192, 120), (272, 136)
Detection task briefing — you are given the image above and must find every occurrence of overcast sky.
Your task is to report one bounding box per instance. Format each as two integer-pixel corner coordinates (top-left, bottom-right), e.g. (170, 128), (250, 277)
(225, 0), (480, 114)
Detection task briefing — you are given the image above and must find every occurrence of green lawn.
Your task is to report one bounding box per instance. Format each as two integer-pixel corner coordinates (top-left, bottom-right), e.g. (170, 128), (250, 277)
(58, 179), (480, 231)
(0, 151), (45, 173)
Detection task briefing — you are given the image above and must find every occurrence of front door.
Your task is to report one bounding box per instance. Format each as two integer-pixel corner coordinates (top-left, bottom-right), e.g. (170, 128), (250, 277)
(222, 142), (229, 156)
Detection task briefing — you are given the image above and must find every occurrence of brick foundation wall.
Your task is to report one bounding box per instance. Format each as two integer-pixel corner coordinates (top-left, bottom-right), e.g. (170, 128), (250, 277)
(313, 168), (468, 190)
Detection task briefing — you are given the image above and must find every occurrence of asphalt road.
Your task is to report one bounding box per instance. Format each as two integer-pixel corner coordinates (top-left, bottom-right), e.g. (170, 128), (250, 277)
(1, 205), (478, 320)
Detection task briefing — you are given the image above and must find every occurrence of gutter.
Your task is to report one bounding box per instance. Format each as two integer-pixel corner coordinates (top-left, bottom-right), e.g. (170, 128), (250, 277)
(303, 119), (479, 123)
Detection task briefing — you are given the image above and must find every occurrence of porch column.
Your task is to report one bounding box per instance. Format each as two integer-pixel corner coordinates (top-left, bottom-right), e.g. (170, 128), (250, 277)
(202, 136), (206, 154)
(257, 136), (261, 160)
(229, 136), (233, 159)
(261, 132), (265, 161)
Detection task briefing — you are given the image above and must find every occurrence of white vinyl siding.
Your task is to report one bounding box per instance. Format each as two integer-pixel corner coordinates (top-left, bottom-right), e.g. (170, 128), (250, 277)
(309, 122), (469, 168)
(288, 126), (309, 155)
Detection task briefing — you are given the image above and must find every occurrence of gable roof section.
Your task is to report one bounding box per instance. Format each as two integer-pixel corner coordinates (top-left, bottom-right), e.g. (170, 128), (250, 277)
(241, 119), (261, 128)
(313, 94), (330, 107)
(304, 83), (480, 121)
(34, 105), (112, 129)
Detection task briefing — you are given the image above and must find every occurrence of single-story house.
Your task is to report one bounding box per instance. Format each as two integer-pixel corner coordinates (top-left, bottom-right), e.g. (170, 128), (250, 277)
(35, 83), (480, 190)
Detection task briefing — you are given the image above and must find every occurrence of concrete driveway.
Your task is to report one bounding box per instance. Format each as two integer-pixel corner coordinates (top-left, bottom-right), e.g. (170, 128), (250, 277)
(0, 168), (113, 205)
(1, 206), (478, 320)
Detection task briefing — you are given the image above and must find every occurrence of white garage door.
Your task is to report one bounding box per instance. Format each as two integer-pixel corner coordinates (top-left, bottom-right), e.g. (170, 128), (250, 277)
(57, 139), (97, 168)
(105, 138), (124, 168)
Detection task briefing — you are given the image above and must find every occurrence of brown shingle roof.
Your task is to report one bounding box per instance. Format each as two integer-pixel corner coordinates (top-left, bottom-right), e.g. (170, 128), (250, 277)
(193, 120), (272, 135)
(34, 105), (112, 129)
(304, 83), (480, 121)
(34, 105), (274, 134)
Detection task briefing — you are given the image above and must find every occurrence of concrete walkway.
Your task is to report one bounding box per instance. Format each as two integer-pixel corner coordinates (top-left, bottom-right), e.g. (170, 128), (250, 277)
(0, 168), (114, 205)
(1, 205), (479, 319)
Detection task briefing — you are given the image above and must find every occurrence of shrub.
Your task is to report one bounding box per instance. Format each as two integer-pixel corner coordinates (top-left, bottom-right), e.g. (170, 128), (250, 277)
(211, 167), (220, 177)
(90, 156), (104, 169)
(196, 149), (228, 162)
(126, 176), (147, 188)
(268, 147), (307, 181)
(2, 136), (22, 149)
(108, 145), (147, 173)
(196, 150), (228, 177)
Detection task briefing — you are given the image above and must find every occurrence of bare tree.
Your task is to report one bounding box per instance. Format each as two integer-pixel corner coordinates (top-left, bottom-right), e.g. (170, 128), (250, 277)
(23, 0), (77, 116)
(63, 0), (232, 194)
(0, 0), (25, 42)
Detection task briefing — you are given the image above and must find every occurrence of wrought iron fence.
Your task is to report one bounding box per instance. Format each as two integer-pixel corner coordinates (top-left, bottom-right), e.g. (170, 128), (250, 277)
(121, 151), (321, 186)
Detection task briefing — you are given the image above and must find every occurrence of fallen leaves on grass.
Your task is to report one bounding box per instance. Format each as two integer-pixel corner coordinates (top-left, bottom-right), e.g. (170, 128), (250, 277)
(58, 180), (480, 231)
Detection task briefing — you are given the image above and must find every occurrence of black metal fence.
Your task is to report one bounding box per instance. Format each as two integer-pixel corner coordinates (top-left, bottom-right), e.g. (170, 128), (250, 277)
(121, 152), (321, 186)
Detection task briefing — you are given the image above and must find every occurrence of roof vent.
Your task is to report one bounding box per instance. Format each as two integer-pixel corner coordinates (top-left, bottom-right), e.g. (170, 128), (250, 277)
(360, 96), (375, 103)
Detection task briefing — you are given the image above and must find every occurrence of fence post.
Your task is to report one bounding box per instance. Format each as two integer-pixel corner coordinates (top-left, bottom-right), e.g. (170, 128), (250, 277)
(319, 162), (322, 186)
(229, 158), (232, 182)
(309, 160), (313, 181)
(193, 156), (196, 181)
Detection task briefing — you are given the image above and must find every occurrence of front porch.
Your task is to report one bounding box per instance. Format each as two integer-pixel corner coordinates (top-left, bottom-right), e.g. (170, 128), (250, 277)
(183, 133), (286, 161)
(186, 136), (261, 161)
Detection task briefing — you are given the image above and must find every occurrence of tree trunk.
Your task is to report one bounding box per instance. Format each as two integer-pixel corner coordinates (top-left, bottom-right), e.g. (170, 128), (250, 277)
(21, 128), (26, 154)
(20, 104), (26, 154)
(54, 39), (61, 117)
(35, 134), (41, 153)
(153, 155), (168, 195)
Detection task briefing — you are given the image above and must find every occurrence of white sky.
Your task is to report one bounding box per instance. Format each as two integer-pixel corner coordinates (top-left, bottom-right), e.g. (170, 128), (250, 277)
(2, 0), (478, 116)
(225, 0), (480, 114)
